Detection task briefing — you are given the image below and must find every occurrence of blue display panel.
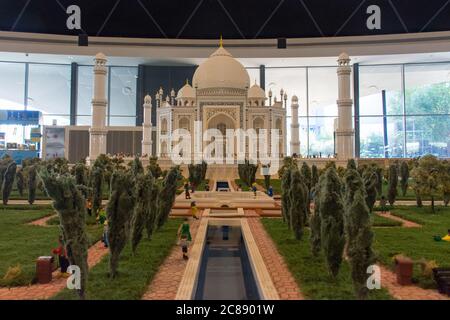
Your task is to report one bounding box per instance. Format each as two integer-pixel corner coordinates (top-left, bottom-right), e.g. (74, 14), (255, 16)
(0, 110), (41, 125)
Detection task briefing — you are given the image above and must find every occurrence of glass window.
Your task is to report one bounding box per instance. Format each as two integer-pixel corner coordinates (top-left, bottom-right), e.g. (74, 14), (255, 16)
(406, 115), (450, 158)
(0, 62), (25, 109)
(76, 115), (92, 126)
(308, 116), (336, 156)
(27, 64), (71, 115)
(109, 67), (137, 119)
(77, 66), (95, 116)
(405, 63), (450, 115)
(109, 116), (136, 126)
(308, 67), (338, 117)
(266, 67), (307, 117)
(359, 65), (403, 116)
(246, 68), (260, 87)
(359, 116), (405, 158)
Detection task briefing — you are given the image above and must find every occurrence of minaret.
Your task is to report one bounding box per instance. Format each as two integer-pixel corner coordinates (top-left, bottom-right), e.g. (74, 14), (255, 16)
(142, 94), (153, 157)
(336, 52), (354, 160)
(89, 52), (108, 161)
(290, 96), (300, 155)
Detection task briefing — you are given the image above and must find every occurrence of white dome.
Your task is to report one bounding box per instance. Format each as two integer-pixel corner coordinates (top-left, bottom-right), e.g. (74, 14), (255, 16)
(248, 83), (266, 99)
(176, 82), (195, 99)
(192, 46), (250, 90)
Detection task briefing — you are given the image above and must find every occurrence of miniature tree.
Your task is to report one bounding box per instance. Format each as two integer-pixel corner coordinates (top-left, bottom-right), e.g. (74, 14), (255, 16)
(374, 165), (383, 195)
(90, 166), (103, 215)
(277, 156), (299, 179)
(107, 170), (136, 278)
(343, 168), (366, 209)
(38, 169), (89, 299)
(156, 167), (182, 228)
(289, 169), (307, 240)
(363, 169), (378, 212)
(300, 162), (312, 190)
(238, 160), (258, 187)
(147, 156), (162, 179)
(387, 164), (398, 206)
(319, 167), (345, 278)
(280, 168), (292, 227)
(345, 189), (374, 299)
(309, 174), (324, 257)
(130, 173), (154, 254)
(311, 164), (319, 189)
(27, 165), (37, 205)
(0, 155), (13, 192)
(400, 161), (409, 197)
(130, 156), (144, 177)
(347, 159), (357, 171)
(188, 163), (203, 188)
(16, 169), (25, 196)
(2, 161), (16, 205)
(410, 155), (441, 213)
(439, 161), (450, 207)
(72, 161), (88, 186)
(146, 175), (160, 239)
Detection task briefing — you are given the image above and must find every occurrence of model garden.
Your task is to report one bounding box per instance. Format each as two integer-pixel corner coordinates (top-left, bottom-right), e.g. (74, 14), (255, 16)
(0, 154), (449, 300)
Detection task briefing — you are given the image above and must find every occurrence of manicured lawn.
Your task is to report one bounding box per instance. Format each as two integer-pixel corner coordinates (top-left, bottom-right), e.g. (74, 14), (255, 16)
(373, 206), (450, 288)
(371, 213), (402, 227)
(195, 179), (210, 191)
(235, 179), (251, 191)
(262, 218), (393, 300)
(53, 218), (182, 300)
(0, 205), (103, 287)
(256, 179), (282, 195)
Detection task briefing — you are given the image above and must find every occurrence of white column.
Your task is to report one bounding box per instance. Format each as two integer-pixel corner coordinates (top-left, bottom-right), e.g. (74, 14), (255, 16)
(89, 53), (108, 161)
(290, 95), (300, 155)
(142, 94), (153, 157)
(336, 52), (354, 160)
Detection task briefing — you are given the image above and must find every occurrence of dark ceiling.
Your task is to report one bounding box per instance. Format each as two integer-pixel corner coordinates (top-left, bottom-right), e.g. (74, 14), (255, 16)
(1, 0), (450, 39)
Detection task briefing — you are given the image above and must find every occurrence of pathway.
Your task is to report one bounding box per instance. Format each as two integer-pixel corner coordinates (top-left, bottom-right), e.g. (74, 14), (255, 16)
(379, 264), (449, 300)
(142, 213), (202, 300)
(375, 212), (421, 228)
(0, 241), (108, 300)
(28, 214), (57, 227)
(247, 217), (304, 300)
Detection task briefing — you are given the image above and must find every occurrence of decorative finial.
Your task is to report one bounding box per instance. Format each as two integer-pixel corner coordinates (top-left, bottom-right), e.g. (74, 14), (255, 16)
(219, 35), (223, 47)
(186, 78), (189, 85)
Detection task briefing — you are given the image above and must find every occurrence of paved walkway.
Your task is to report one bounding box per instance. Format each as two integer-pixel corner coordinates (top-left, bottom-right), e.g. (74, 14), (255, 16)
(247, 217), (304, 300)
(142, 214), (202, 300)
(376, 212), (421, 228)
(28, 214), (57, 227)
(0, 241), (109, 300)
(379, 264), (449, 300)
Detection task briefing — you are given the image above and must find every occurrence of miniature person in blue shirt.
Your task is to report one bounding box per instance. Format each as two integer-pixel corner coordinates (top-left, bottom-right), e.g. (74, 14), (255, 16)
(267, 185), (274, 197)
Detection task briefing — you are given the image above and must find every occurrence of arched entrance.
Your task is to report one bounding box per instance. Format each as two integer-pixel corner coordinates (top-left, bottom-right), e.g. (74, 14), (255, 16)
(206, 113), (237, 159)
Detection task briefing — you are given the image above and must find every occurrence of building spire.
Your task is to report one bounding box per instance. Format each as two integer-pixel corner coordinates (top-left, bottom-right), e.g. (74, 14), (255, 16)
(219, 35), (223, 47)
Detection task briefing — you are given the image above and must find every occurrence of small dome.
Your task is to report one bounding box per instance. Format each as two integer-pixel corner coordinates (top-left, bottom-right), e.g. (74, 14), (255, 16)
(144, 94), (152, 104)
(176, 82), (195, 100)
(291, 95), (298, 103)
(248, 83), (266, 99)
(338, 52), (350, 61)
(95, 52), (107, 60)
(192, 45), (250, 90)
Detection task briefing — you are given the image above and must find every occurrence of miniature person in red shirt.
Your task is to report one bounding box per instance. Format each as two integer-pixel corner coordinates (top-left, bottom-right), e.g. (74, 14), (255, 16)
(52, 235), (70, 274)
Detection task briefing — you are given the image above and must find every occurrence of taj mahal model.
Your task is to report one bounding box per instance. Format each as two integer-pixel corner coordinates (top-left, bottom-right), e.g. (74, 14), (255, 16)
(88, 40), (355, 172)
(151, 40), (288, 162)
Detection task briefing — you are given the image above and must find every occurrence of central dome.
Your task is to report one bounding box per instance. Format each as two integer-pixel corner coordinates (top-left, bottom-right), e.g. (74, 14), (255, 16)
(192, 45), (250, 90)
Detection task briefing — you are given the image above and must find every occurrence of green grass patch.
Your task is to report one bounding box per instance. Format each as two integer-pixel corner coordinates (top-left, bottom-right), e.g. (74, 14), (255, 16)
(256, 179), (282, 195)
(0, 207), (103, 287)
(262, 218), (392, 300)
(235, 179), (250, 191)
(371, 213), (402, 227)
(195, 180), (210, 191)
(53, 218), (182, 300)
(373, 206), (450, 288)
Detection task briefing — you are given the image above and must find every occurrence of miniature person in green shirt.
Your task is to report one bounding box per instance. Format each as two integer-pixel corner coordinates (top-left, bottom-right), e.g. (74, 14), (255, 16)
(178, 218), (192, 260)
